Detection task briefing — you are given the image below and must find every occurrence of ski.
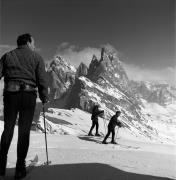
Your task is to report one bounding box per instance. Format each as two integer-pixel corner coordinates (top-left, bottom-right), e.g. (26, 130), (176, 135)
(22, 154), (51, 179)
(26, 154), (39, 176)
(27, 154), (52, 167)
(27, 154), (39, 167)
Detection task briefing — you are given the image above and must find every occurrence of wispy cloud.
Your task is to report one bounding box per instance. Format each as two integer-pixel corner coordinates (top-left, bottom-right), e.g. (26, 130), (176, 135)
(55, 42), (101, 67)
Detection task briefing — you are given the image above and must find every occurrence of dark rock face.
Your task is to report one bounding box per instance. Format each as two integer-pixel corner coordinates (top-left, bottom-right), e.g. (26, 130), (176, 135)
(47, 56), (76, 100)
(76, 62), (88, 77)
(87, 48), (129, 92)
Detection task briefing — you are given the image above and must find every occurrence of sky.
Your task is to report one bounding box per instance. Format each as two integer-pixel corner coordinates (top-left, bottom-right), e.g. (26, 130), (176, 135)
(0, 0), (175, 85)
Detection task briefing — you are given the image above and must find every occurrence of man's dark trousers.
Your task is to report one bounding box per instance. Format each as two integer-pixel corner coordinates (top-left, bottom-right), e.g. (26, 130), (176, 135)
(0, 91), (36, 174)
(89, 120), (99, 134)
(103, 127), (115, 142)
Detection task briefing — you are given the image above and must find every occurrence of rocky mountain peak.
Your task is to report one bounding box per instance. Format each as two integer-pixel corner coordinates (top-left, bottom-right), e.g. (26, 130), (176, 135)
(92, 54), (98, 61)
(47, 55), (76, 100)
(76, 62), (88, 77)
(100, 47), (118, 62)
(49, 55), (76, 73)
(87, 48), (129, 91)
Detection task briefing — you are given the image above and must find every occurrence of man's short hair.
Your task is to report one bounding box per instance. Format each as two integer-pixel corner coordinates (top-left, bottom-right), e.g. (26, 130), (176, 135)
(17, 33), (32, 46)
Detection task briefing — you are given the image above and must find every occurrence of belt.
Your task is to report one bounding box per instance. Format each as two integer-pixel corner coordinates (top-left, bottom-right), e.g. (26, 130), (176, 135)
(4, 82), (36, 92)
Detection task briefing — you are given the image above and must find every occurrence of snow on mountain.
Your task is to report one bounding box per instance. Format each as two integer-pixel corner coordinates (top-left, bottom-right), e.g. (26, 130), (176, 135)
(52, 55), (76, 73)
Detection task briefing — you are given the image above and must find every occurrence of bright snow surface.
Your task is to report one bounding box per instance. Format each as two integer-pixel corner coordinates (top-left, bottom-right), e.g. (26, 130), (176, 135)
(0, 107), (176, 180)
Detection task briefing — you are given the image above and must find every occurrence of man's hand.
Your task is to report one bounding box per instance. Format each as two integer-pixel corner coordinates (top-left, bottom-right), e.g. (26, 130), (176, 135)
(42, 97), (49, 104)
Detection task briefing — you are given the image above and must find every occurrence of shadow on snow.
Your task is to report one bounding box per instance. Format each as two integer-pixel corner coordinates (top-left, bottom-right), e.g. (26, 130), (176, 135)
(5, 163), (173, 180)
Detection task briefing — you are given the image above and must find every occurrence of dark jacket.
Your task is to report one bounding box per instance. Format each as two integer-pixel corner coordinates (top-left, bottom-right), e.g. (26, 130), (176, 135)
(0, 45), (48, 102)
(108, 115), (122, 130)
(91, 106), (104, 122)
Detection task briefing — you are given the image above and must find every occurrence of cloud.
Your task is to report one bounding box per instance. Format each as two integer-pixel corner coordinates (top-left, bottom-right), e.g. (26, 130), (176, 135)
(55, 42), (101, 67)
(123, 63), (176, 86)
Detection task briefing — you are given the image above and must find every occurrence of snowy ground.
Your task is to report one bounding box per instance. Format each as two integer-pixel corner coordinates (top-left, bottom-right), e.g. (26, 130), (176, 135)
(4, 133), (176, 180)
(0, 108), (176, 180)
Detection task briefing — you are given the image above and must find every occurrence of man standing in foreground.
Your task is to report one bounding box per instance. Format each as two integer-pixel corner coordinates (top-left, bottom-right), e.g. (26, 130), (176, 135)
(0, 33), (48, 179)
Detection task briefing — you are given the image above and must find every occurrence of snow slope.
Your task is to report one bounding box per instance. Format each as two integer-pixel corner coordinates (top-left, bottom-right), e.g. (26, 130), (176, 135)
(0, 107), (176, 180)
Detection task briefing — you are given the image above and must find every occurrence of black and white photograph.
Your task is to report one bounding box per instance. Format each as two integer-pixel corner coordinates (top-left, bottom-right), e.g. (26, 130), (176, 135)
(0, 0), (175, 179)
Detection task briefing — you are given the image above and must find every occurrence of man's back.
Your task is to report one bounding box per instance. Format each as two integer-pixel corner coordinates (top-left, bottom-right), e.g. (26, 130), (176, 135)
(1, 45), (44, 87)
(109, 115), (121, 129)
(91, 106), (104, 120)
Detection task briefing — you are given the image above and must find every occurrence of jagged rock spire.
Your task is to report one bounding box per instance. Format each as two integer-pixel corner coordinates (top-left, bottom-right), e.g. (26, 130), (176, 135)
(46, 55), (76, 100)
(76, 62), (88, 77)
(87, 47), (129, 92)
(100, 47), (105, 61)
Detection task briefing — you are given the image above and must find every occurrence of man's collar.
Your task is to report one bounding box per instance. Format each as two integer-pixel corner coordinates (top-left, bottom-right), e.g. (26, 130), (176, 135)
(17, 45), (29, 49)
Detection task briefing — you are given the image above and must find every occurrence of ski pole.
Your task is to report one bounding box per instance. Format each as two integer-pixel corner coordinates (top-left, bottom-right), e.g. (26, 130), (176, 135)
(104, 117), (107, 128)
(103, 118), (107, 136)
(42, 103), (50, 165)
(115, 126), (119, 141)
